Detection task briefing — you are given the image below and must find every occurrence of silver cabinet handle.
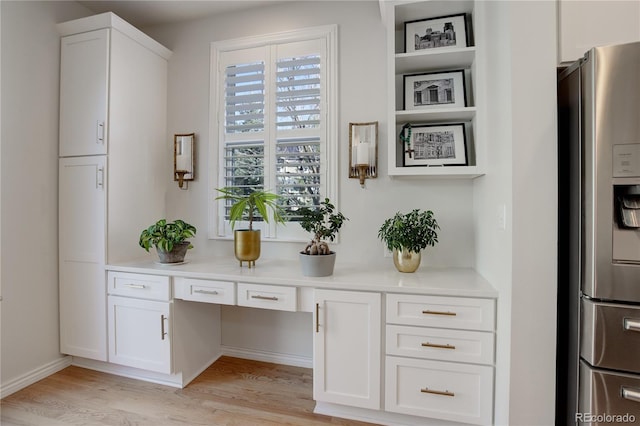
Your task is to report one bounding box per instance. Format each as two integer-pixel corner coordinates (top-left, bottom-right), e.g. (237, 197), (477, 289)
(160, 314), (168, 340)
(624, 318), (640, 332)
(421, 387), (455, 397)
(194, 289), (219, 295)
(97, 121), (104, 144)
(622, 387), (640, 403)
(251, 295), (278, 301)
(96, 167), (104, 189)
(125, 283), (146, 289)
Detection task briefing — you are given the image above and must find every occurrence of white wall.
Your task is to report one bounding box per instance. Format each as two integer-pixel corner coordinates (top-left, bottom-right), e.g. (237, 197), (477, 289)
(473, 1), (514, 424)
(0, 0), (91, 395)
(143, 1), (476, 270)
(474, 1), (558, 425)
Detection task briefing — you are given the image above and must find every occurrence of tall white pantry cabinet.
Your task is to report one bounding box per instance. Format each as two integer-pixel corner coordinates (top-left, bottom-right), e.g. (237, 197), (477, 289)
(58, 13), (171, 361)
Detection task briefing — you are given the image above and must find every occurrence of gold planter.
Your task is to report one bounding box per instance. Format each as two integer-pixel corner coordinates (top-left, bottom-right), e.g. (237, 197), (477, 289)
(234, 229), (260, 268)
(393, 248), (421, 273)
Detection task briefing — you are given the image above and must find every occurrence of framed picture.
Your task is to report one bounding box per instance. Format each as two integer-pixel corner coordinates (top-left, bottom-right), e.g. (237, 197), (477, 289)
(402, 123), (467, 167)
(404, 13), (468, 53)
(404, 70), (466, 111)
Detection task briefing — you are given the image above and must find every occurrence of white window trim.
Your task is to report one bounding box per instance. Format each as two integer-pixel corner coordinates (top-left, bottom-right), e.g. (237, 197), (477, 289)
(208, 25), (338, 241)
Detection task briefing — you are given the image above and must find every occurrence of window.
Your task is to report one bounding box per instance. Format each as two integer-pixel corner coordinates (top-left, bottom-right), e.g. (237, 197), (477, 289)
(209, 26), (337, 240)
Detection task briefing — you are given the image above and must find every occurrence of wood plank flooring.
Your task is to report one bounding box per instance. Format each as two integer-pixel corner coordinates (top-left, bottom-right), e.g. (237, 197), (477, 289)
(1, 356), (378, 426)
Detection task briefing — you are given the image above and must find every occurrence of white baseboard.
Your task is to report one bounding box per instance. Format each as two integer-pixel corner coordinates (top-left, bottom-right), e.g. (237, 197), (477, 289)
(221, 345), (313, 369)
(0, 356), (72, 399)
(70, 357), (185, 388)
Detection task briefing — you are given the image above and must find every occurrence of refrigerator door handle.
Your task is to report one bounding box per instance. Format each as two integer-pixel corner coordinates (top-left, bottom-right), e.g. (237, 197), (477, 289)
(621, 386), (640, 403)
(623, 318), (640, 332)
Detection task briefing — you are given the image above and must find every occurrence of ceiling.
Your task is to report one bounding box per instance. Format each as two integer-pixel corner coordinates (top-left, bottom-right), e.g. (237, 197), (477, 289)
(77, 0), (289, 27)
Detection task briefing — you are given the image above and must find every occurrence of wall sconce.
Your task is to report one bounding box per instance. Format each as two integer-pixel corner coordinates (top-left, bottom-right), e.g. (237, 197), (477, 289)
(349, 122), (378, 188)
(174, 133), (195, 190)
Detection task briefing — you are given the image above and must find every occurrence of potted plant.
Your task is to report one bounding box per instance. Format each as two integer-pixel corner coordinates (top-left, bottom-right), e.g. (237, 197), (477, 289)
(298, 198), (347, 277)
(139, 219), (196, 264)
(378, 209), (439, 273)
(215, 187), (286, 267)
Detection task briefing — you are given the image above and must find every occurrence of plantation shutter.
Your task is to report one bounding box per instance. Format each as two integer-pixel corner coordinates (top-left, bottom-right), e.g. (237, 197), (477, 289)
(213, 29), (334, 239)
(274, 41), (324, 220)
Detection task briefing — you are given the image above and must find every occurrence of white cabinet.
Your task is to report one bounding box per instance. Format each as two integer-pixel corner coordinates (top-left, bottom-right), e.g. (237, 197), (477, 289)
(313, 289), (381, 410)
(58, 13), (171, 361)
(108, 296), (173, 374)
(107, 273), (172, 373)
(558, 0), (640, 65)
(59, 156), (107, 360)
(59, 29), (109, 157)
(382, 0), (484, 178)
(107, 271), (221, 383)
(385, 293), (495, 425)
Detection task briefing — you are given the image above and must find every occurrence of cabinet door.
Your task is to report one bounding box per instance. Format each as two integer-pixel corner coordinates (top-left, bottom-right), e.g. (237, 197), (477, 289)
(59, 29), (109, 156)
(108, 296), (172, 374)
(313, 289), (381, 409)
(59, 156), (107, 360)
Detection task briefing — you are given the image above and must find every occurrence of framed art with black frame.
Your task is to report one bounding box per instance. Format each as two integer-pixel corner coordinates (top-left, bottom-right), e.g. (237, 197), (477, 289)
(402, 123), (467, 167)
(403, 70), (466, 111)
(404, 13), (468, 53)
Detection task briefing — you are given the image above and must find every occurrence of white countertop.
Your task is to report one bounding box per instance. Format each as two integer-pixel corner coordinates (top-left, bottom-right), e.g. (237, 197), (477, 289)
(107, 257), (498, 298)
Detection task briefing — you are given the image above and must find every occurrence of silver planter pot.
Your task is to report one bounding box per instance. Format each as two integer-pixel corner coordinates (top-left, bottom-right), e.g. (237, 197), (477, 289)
(156, 241), (190, 264)
(299, 252), (336, 277)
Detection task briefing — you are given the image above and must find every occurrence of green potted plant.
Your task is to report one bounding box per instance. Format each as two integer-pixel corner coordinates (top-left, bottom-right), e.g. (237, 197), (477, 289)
(378, 209), (439, 273)
(215, 187), (286, 267)
(298, 198), (348, 277)
(139, 219), (196, 264)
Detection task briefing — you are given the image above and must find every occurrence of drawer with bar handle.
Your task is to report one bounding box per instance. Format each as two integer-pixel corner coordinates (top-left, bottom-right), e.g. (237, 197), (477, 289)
(174, 277), (235, 305)
(579, 360), (640, 424)
(237, 282), (297, 312)
(386, 324), (495, 364)
(386, 293), (495, 331)
(385, 356), (493, 425)
(107, 271), (171, 301)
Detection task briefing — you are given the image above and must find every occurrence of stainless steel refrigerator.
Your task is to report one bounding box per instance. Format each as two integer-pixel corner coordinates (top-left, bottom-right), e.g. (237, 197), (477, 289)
(557, 42), (640, 425)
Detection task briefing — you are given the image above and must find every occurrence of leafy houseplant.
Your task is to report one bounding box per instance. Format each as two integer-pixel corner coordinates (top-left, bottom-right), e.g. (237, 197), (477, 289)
(215, 187), (286, 267)
(378, 209), (439, 272)
(139, 219), (196, 264)
(215, 187), (286, 231)
(298, 198), (348, 276)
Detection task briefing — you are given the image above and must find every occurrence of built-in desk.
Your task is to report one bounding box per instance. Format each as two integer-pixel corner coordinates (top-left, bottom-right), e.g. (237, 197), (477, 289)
(96, 258), (497, 426)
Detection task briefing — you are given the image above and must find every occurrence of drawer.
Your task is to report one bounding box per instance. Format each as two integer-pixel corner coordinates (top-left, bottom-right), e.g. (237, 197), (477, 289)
(385, 356), (493, 425)
(174, 277), (235, 305)
(237, 283), (297, 312)
(387, 293), (495, 331)
(581, 298), (640, 374)
(107, 272), (170, 301)
(386, 324), (495, 365)
(579, 360), (640, 425)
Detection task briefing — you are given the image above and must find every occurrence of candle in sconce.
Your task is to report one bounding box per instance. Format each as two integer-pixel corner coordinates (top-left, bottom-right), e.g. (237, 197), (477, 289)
(356, 142), (370, 165)
(176, 137), (191, 172)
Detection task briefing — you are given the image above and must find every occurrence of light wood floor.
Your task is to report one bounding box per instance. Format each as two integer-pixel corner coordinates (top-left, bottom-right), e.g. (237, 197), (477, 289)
(1, 356), (378, 426)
